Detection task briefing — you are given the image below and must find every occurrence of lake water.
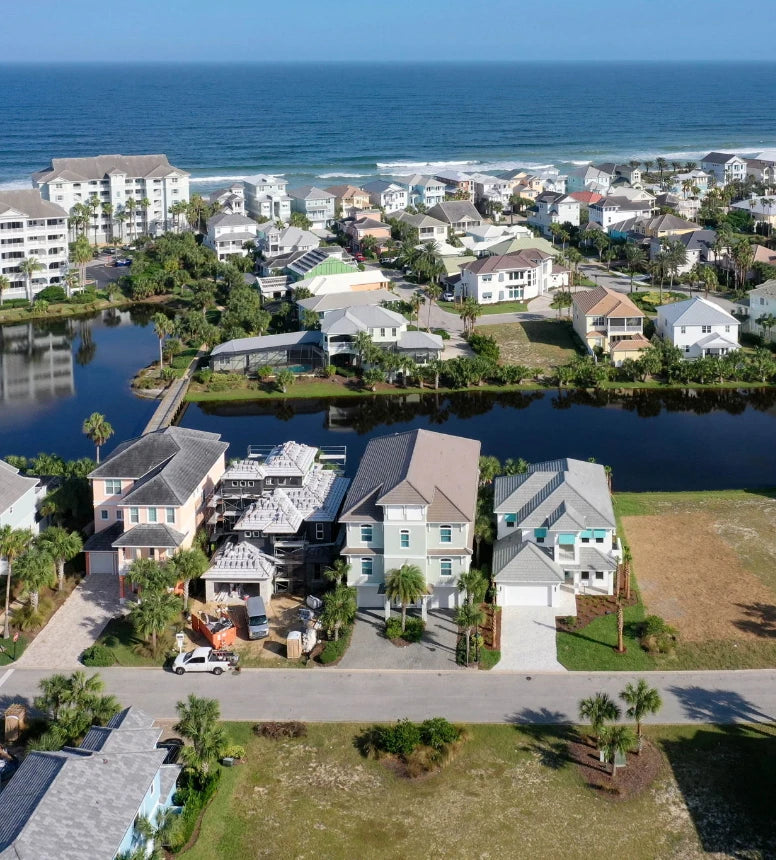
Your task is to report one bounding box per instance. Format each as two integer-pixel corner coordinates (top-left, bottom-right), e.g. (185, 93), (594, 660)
(1, 316), (775, 490)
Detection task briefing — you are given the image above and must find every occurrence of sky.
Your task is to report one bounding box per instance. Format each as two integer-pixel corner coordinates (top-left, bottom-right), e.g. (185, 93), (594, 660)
(3, 0), (776, 63)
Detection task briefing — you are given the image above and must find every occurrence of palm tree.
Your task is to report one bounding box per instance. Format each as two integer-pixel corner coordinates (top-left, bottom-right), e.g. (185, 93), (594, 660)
(37, 527), (83, 592)
(578, 692), (621, 744)
(115, 210), (128, 242)
(624, 245), (646, 293)
(169, 547), (208, 611)
(127, 557), (175, 595)
(19, 257), (43, 302)
(15, 545), (56, 611)
(320, 583), (357, 641)
(0, 526), (33, 638)
(82, 412), (114, 464)
(71, 235), (92, 289)
(473, 512), (494, 565)
(459, 297), (483, 335)
(125, 197), (137, 241)
(152, 312), (175, 369)
(129, 590), (181, 652)
(756, 312), (776, 342)
(323, 557), (350, 585)
(0, 274), (9, 307)
(503, 457), (529, 475)
(615, 597), (625, 654)
(456, 601), (485, 665)
(175, 694), (227, 775)
(550, 292), (572, 318)
(385, 564), (427, 632)
(598, 724), (636, 778)
(620, 680), (662, 751)
(457, 567), (488, 606)
(100, 201), (114, 243)
(425, 283), (442, 329)
(353, 331), (374, 367)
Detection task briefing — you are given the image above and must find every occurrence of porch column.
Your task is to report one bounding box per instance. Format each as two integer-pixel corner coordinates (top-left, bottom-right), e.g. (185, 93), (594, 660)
(420, 594), (428, 623)
(383, 597), (391, 622)
(118, 574), (125, 604)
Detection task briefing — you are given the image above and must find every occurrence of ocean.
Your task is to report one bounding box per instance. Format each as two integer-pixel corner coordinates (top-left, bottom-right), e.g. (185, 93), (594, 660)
(1, 61), (775, 193)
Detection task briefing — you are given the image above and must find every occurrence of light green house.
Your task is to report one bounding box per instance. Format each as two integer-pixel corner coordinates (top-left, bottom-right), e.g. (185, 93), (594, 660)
(285, 247), (359, 283)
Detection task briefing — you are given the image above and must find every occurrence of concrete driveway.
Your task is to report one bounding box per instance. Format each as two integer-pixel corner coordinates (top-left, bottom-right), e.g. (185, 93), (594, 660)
(493, 590), (576, 673)
(338, 608), (461, 670)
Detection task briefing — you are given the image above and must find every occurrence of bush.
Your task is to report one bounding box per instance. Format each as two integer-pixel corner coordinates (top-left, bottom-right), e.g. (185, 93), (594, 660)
(385, 617), (403, 640)
(467, 332), (501, 362)
(81, 644), (116, 667)
(385, 616), (425, 642)
(168, 770), (221, 852)
(220, 743), (246, 759)
(376, 719), (422, 756)
(640, 614), (678, 654)
(253, 721), (308, 740)
(432, 328), (451, 340)
(134, 375), (163, 390)
(35, 285), (67, 303)
(70, 289), (98, 305)
(419, 717), (460, 750)
(319, 625), (353, 664)
(194, 369), (212, 384)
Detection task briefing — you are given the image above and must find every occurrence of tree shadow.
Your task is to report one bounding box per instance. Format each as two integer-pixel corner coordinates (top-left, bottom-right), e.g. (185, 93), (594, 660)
(507, 717), (575, 771)
(507, 707), (570, 727)
(667, 685), (775, 732)
(731, 602), (776, 637)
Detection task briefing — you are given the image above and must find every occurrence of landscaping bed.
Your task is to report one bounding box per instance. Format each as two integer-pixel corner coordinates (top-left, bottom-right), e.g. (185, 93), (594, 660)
(568, 735), (664, 801)
(556, 591), (639, 634)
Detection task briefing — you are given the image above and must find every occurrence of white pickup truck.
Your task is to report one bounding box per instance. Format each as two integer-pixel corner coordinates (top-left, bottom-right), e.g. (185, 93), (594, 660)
(172, 646), (238, 676)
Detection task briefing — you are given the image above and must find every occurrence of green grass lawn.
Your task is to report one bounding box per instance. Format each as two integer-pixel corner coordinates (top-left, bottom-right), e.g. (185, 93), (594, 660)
(476, 319), (580, 369)
(557, 603), (655, 671)
(0, 635), (27, 666)
(438, 299), (528, 315)
(95, 617), (167, 667)
(181, 722), (776, 860)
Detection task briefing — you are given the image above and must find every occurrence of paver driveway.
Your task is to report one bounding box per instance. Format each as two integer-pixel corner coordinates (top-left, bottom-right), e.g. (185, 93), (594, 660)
(338, 609), (461, 670)
(16, 571), (122, 669)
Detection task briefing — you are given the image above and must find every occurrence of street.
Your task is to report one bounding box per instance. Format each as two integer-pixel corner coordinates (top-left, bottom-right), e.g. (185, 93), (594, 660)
(1, 665), (774, 725)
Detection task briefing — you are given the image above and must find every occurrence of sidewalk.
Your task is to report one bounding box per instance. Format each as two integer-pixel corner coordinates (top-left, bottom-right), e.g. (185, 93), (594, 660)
(16, 571), (122, 669)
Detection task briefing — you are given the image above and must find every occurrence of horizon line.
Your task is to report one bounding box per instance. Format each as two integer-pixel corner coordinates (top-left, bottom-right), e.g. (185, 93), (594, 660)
(2, 58), (776, 66)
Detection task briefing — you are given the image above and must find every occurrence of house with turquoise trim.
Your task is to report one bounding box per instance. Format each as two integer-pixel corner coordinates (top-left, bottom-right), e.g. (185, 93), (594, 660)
(492, 459), (621, 607)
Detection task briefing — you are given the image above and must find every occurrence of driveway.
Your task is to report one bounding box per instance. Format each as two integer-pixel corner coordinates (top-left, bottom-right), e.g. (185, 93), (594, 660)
(16, 571), (122, 669)
(493, 590), (576, 673)
(338, 609), (461, 670)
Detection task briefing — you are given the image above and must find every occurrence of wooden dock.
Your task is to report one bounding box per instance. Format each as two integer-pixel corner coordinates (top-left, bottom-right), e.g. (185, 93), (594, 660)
(142, 349), (205, 435)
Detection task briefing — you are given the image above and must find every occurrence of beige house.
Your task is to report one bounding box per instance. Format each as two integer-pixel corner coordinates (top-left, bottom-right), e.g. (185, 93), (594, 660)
(572, 286), (646, 358)
(84, 427), (227, 599)
(326, 184), (372, 216)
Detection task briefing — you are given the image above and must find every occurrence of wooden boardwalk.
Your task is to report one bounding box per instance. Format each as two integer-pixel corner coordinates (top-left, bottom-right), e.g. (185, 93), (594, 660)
(142, 349), (205, 435)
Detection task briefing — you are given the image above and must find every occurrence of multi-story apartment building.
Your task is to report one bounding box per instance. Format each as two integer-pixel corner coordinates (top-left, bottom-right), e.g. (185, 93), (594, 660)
(83, 427), (227, 599)
(243, 174), (292, 223)
(459, 249), (553, 304)
(492, 458), (621, 607)
(32, 154), (189, 242)
(0, 190), (68, 300)
(288, 186), (335, 229)
(341, 429), (480, 617)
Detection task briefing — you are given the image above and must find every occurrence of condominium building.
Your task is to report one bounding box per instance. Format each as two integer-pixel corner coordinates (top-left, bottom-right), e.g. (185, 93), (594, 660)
(0, 190), (69, 300)
(32, 154), (190, 243)
(243, 174), (292, 223)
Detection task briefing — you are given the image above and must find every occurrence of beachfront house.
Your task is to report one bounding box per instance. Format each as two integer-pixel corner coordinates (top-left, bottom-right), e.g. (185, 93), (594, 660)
(426, 201), (483, 234)
(527, 192), (580, 236)
(208, 183), (245, 215)
(32, 153), (189, 241)
(566, 164), (613, 195)
(244, 174), (292, 223)
(83, 427), (227, 599)
(0, 706), (181, 860)
(492, 458), (620, 607)
(362, 180), (408, 214)
(458, 249), (553, 304)
(655, 296), (740, 358)
(407, 174), (447, 209)
(700, 152), (747, 186)
(669, 169), (711, 197)
(288, 186), (336, 230)
(0, 190), (69, 300)
(203, 212), (258, 261)
(433, 170), (474, 201)
(572, 286), (648, 362)
(340, 429), (480, 616)
(470, 173), (512, 213)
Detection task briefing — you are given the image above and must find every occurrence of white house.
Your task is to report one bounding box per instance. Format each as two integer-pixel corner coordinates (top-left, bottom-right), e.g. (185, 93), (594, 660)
(742, 279), (776, 341)
(208, 183), (245, 215)
(288, 186), (336, 229)
(459, 223), (532, 256)
(470, 173), (512, 211)
(341, 429), (480, 616)
(527, 192), (580, 236)
(589, 195), (654, 232)
(393, 211), (448, 245)
(243, 174), (292, 223)
(492, 459), (620, 607)
(407, 174), (446, 208)
(700, 152), (747, 186)
(670, 169), (712, 197)
(204, 212), (258, 261)
(0, 459), (39, 533)
(362, 180), (408, 214)
(32, 153), (189, 241)
(256, 223), (319, 258)
(566, 164), (613, 195)
(656, 296), (740, 358)
(459, 249), (553, 304)
(0, 190), (69, 300)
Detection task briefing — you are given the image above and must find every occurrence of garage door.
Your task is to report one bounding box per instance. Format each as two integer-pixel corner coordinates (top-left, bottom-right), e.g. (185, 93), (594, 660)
(429, 587), (459, 610)
(87, 551), (116, 575)
(357, 586), (385, 609)
(499, 584), (552, 607)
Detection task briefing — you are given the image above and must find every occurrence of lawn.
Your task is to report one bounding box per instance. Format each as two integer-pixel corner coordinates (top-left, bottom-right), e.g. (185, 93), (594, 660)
(181, 722), (776, 860)
(438, 299), (528, 315)
(475, 319), (580, 370)
(95, 617), (168, 667)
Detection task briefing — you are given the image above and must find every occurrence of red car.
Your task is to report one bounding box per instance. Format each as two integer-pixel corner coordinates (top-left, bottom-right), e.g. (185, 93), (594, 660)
(352, 251), (366, 262)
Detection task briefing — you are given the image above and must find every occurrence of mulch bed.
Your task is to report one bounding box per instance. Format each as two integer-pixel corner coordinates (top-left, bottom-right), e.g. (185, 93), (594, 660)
(568, 736), (664, 801)
(556, 592), (639, 634)
(480, 603), (500, 650)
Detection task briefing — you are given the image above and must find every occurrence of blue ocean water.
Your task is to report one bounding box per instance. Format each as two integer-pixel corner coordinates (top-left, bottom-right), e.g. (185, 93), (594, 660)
(1, 62), (775, 193)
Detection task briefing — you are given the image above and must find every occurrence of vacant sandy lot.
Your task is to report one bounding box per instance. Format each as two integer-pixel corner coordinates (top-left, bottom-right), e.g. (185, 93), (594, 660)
(476, 320), (578, 370)
(623, 510), (776, 642)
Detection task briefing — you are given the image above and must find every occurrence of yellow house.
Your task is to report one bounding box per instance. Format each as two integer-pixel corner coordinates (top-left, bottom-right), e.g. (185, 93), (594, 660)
(572, 286), (646, 359)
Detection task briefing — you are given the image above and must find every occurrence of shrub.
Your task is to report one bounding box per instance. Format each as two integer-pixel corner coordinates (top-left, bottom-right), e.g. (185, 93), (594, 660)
(419, 717), (460, 750)
(385, 617), (425, 642)
(70, 289), (98, 305)
(319, 625), (353, 664)
(376, 719), (422, 756)
(320, 364), (337, 378)
(168, 770), (221, 852)
(81, 644), (116, 667)
(467, 332), (501, 362)
(253, 721), (308, 740)
(160, 366), (176, 381)
(640, 614), (678, 654)
(194, 369), (212, 384)
(36, 285), (67, 303)
(385, 617), (403, 640)
(433, 328), (451, 340)
(220, 743), (246, 759)
(256, 365), (273, 381)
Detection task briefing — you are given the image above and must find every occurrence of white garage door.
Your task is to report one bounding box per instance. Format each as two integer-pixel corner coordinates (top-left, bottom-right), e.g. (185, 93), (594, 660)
(88, 551), (116, 575)
(430, 587), (459, 610)
(357, 586), (385, 609)
(499, 584), (552, 607)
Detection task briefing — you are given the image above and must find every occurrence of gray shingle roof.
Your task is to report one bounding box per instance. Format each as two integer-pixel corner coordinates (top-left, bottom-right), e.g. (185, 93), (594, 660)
(210, 329), (320, 357)
(462, 249), (550, 275)
(398, 331), (443, 350)
(207, 212), (257, 228)
(83, 522), (123, 552)
(320, 305), (405, 336)
(296, 288), (395, 313)
(701, 151), (739, 164)
(0, 190), (68, 220)
(32, 153), (187, 183)
(657, 296), (738, 328)
(340, 429), (480, 524)
(112, 523), (186, 548)
(0, 459), (38, 516)
(89, 427), (227, 506)
(494, 458), (615, 530)
(426, 201), (481, 224)
(288, 185), (334, 201)
(493, 536), (563, 583)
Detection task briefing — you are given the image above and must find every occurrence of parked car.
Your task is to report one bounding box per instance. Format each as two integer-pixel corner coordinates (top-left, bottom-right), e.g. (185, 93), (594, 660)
(352, 252), (366, 262)
(442, 290), (455, 301)
(114, 257), (132, 267)
(172, 646), (237, 675)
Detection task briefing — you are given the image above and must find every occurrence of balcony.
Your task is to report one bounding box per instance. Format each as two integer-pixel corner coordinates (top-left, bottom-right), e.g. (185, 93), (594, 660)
(326, 341), (355, 355)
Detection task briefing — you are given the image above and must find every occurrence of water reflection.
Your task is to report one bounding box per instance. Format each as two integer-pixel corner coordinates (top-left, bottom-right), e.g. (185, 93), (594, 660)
(0, 321), (75, 403)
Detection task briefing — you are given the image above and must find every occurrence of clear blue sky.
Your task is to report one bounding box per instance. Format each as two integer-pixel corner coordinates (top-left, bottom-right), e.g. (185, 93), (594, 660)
(4, 0), (776, 62)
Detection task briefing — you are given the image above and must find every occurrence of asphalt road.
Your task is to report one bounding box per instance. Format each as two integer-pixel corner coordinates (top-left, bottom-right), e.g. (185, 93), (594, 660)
(2, 666), (774, 725)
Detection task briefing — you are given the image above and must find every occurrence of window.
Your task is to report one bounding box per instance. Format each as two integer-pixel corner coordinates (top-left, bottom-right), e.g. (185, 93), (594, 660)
(129, 507), (139, 524)
(361, 557), (373, 577)
(116, 509), (123, 520)
(440, 558), (452, 577)
(593, 529), (607, 544)
(680, 326), (686, 334)
(684, 345), (690, 353)
(505, 514), (516, 529)
(440, 525), (452, 543)
(166, 508), (175, 524)
(534, 528), (547, 544)
(105, 479), (121, 495)
(482, 293), (492, 300)
(360, 524), (372, 543)
(315, 523), (325, 540)
(148, 507), (157, 523)
(595, 571), (605, 581)
(400, 530), (410, 549)
(701, 325), (711, 334)
(581, 571), (590, 582)
(100, 509), (109, 520)
(725, 325), (730, 332)
(380, 328), (386, 337)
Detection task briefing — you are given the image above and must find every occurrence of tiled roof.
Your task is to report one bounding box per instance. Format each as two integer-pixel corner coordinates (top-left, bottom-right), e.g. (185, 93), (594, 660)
(610, 335), (652, 352)
(572, 286), (644, 318)
(202, 539), (276, 583)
